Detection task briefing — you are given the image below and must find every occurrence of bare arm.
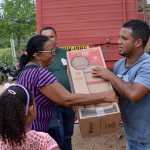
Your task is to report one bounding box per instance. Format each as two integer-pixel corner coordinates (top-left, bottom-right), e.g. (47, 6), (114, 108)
(92, 67), (149, 102)
(39, 82), (118, 107)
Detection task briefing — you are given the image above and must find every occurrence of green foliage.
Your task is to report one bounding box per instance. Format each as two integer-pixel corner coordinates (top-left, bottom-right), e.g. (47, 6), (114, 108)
(0, 38), (28, 50)
(0, 48), (14, 67)
(0, 0), (36, 50)
(20, 40), (28, 51)
(0, 39), (11, 48)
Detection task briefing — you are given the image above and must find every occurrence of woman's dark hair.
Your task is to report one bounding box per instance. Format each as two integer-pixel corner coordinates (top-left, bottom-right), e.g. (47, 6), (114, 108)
(19, 35), (50, 70)
(123, 19), (150, 48)
(0, 84), (34, 147)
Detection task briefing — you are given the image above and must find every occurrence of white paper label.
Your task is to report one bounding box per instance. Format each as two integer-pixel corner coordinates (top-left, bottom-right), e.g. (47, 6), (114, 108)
(61, 58), (67, 66)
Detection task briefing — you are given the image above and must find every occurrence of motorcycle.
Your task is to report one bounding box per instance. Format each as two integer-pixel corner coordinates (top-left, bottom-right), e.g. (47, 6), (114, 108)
(0, 65), (20, 85)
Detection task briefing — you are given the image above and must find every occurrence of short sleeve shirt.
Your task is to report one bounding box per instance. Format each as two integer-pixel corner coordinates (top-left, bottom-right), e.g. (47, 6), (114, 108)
(0, 130), (58, 150)
(17, 67), (58, 132)
(113, 53), (150, 143)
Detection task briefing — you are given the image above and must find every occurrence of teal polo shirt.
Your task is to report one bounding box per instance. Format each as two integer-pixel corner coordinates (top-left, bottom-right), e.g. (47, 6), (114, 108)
(47, 47), (71, 92)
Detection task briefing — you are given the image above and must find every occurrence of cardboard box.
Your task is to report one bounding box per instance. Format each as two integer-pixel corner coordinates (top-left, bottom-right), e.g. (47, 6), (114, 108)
(67, 46), (120, 137)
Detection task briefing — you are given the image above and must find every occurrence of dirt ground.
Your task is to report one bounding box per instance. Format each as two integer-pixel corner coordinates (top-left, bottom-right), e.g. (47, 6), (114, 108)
(0, 83), (126, 150)
(72, 124), (126, 150)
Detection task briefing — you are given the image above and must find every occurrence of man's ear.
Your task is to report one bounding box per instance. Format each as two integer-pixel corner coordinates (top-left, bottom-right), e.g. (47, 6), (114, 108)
(135, 39), (142, 48)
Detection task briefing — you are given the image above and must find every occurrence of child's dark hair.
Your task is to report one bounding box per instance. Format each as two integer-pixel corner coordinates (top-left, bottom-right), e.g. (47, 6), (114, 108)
(19, 35), (50, 70)
(0, 84), (34, 147)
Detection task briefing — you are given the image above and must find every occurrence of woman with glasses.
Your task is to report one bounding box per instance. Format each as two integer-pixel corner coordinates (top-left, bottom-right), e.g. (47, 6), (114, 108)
(0, 84), (60, 150)
(17, 35), (118, 133)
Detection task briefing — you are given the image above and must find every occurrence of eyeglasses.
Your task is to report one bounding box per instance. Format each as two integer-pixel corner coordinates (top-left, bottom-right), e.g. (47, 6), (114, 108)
(38, 46), (56, 55)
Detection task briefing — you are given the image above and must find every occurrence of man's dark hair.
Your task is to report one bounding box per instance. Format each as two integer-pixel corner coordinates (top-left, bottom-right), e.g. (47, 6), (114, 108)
(123, 19), (150, 48)
(40, 26), (57, 35)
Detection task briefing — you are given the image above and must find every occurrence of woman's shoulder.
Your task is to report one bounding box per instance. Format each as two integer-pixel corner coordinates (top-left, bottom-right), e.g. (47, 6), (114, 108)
(21, 67), (53, 78)
(18, 67), (58, 87)
(35, 67), (55, 75)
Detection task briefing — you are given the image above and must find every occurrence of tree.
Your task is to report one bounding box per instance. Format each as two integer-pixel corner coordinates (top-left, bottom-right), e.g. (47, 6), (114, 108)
(0, 0), (36, 51)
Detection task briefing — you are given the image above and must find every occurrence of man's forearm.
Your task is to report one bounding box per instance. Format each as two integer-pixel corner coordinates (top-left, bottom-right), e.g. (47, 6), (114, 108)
(108, 73), (133, 99)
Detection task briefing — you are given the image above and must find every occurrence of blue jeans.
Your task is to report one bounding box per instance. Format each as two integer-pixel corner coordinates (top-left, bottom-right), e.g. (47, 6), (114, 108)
(48, 105), (75, 150)
(126, 138), (150, 150)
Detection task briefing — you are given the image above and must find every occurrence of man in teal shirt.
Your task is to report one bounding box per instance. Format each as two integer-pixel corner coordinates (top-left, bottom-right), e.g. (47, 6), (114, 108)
(40, 26), (75, 150)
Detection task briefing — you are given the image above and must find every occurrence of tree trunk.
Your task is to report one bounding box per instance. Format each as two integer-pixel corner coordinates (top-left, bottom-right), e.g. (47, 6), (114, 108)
(17, 35), (21, 54)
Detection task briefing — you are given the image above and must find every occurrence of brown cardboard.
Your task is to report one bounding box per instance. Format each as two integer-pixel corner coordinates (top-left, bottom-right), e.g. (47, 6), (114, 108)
(67, 46), (120, 137)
